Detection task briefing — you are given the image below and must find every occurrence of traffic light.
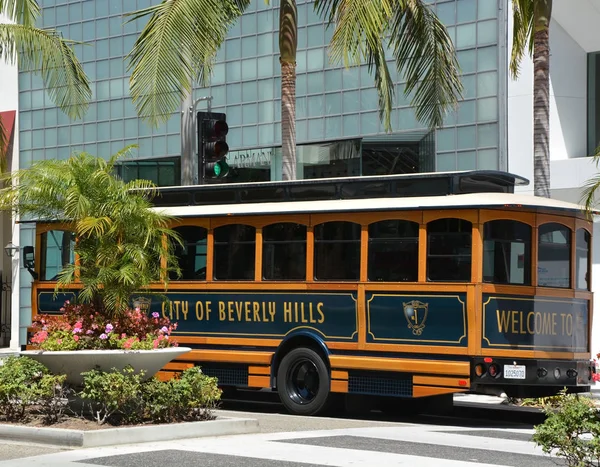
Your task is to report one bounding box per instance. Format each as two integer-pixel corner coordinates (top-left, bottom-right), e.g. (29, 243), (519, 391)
(198, 111), (229, 182)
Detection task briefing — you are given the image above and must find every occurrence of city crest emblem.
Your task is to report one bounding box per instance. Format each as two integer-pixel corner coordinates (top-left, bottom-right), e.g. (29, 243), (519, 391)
(403, 300), (428, 336)
(132, 296), (152, 313)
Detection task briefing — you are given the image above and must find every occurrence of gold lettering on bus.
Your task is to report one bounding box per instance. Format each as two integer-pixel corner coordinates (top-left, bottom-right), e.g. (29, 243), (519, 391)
(189, 300), (327, 324)
(495, 309), (578, 336)
(161, 301), (190, 320)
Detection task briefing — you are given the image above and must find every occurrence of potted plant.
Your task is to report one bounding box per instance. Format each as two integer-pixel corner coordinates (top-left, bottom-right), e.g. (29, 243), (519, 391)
(0, 149), (190, 384)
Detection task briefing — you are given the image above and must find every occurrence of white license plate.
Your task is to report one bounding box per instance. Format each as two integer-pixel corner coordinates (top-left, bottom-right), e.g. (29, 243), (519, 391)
(504, 364), (526, 379)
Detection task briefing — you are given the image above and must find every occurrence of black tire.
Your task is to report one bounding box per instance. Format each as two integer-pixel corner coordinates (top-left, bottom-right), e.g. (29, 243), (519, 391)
(277, 347), (330, 415)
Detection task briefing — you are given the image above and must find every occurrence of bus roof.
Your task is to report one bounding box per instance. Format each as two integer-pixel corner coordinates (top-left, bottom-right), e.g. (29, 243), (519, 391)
(152, 191), (588, 218)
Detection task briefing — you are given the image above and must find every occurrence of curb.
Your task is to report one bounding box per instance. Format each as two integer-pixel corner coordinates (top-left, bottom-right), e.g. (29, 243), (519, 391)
(0, 417), (259, 448)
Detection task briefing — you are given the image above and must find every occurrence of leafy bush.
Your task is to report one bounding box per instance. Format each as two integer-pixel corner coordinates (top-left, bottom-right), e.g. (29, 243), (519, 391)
(31, 302), (178, 351)
(533, 390), (600, 466)
(0, 356), (68, 423)
(143, 367), (221, 423)
(80, 366), (221, 425)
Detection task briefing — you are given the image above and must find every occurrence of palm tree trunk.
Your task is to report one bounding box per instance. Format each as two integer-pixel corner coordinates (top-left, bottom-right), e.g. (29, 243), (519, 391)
(533, 0), (552, 198)
(279, 0), (298, 181)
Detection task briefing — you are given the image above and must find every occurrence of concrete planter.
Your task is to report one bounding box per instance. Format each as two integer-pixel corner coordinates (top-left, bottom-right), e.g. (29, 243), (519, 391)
(21, 347), (192, 385)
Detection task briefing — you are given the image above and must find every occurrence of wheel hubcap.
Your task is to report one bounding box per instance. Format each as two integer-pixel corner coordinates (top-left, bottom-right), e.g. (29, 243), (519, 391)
(287, 359), (319, 405)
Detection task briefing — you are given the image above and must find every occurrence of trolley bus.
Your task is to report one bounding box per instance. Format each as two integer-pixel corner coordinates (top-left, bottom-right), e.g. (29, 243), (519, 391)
(30, 170), (596, 415)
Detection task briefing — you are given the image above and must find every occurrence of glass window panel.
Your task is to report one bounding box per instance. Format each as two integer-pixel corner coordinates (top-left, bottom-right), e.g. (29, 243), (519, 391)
(225, 38), (241, 60)
(262, 223), (307, 280)
(258, 123), (274, 144)
(325, 93), (341, 114)
(110, 120), (124, 139)
(32, 129), (44, 148)
(153, 136), (167, 156)
(457, 0), (476, 23)
(229, 17), (241, 36)
(71, 125), (83, 145)
(307, 25), (323, 48)
(478, 0), (498, 19)
(257, 10), (274, 33)
(213, 224), (256, 280)
(483, 220), (531, 285)
(123, 98), (136, 118)
(258, 101), (274, 123)
(576, 229), (591, 290)
(297, 27), (307, 49)
(20, 111), (32, 131)
(427, 218), (472, 281)
(110, 79), (124, 99)
(243, 103), (258, 124)
(170, 226), (208, 280)
(361, 112), (378, 135)
(307, 48), (324, 71)
(308, 118), (325, 139)
(40, 230), (75, 281)
(69, 22), (83, 41)
(457, 150), (477, 170)
(109, 16), (123, 36)
(296, 97), (307, 119)
(241, 13), (257, 35)
(457, 100), (476, 124)
(296, 73), (307, 96)
(458, 49), (477, 74)
(343, 113), (360, 136)
(19, 92), (31, 111)
(398, 108), (422, 130)
(478, 123), (498, 147)
(227, 83), (242, 104)
(96, 0), (109, 16)
(98, 121), (110, 140)
(457, 125), (477, 149)
(31, 90), (44, 108)
(96, 60), (110, 80)
(109, 37), (123, 56)
(307, 72), (324, 94)
(226, 105), (242, 126)
(456, 23), (476, 49)
(477, 148), (498, 169)
(110, 100), (123, 119)
(212, 63), (225, 85)
(241, 58), (257, 80)
(110, 58), (124, 77)
(325, 116), (341, 138)
(32, 110), (44, 129)
(84, 123), (96, 142)
(436, 152), (456, 171)
(296, 50), (307, 73)
(538, 223), (571, 288)
(296, 119), (307, 142)
(436, 1), (456, 24)
(241, 35), (257, 57)
(343, 67), (360, 89)
(437, 127), (455, 151)
(242, 81), (258, 103)
(56, 127), (69, 146)
(462, 74), (476, 99)
(167, 134), (180, 154)
(56, 5), (68, 25)
(477, 96), (498, 121)
(297, 1), (307, 25)
(308, 95), (323, 117)
(361, 88), (378, 111)
(478, 46), (497, 71)
(257, 33), (273, 55)
(256, 55), (273, 79)
(478, 19), (497, 45)
(368, 220), (419, 282)
(343, 90), (360, 113)
(477, 71), (498, 96)
(226, 61), (242, 82)
(325, 69), (342, 92)
(314, 222), (361, 280)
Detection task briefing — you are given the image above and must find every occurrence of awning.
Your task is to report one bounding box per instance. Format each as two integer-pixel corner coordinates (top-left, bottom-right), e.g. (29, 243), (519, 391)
(0, 110), (16, 153)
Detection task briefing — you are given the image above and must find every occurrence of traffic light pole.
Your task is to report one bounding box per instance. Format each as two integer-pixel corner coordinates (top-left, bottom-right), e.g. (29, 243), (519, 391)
(181, 94), (212, 186)
(193, 96), (212, 185)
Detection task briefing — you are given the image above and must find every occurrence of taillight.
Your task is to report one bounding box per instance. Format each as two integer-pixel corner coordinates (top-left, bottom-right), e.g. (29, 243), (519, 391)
(475, 363), (486, 377)
(488, 364), (500, 378)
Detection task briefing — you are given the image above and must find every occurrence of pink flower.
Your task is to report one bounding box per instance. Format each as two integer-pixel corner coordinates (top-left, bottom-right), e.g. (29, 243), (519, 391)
(73, 335), (80, 342)
(99, 333), (108, 340)
(153, 339), (159, 349)
(160, 326), (169, 334)
(86, 329), (93, 335)
(56, 339), (62, 345)
(105, 323), (113, 333)
(121, 333), (127, 339)
(152, 312), (159, 318)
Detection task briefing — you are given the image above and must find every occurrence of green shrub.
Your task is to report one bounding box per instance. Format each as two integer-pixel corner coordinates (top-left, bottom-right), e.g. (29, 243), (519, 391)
(533, 390), (600, 467)
(80, 366), (145, 425)
(0, 356), (68, 423)
(143, 367), (221, 423)
(80, 366), (221, 425)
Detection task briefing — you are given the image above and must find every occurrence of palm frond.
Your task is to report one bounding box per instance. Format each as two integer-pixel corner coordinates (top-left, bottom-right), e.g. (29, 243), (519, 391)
(126, 0), (247, 126)
(0, 23), (90, 119)
(510, 0), (534, 79)
(581, 150), (600, 217)
(0, 118), (6, 171)
(0, 0), (40, 27)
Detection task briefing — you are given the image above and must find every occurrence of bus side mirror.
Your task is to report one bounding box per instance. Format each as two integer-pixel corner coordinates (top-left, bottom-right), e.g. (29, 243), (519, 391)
(22, 246), (38, 280)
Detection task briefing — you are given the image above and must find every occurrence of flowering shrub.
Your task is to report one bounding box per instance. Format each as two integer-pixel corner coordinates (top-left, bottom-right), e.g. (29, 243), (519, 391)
(30, 301), (178, 351)
(594, 354), (600, 383)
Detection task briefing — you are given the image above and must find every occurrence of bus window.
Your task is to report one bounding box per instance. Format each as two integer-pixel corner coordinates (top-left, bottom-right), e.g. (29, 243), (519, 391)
(40, 230), (75, 281)
(314, 221), (360, 280)
(427, 218), (472, 282)
(483, 220), (531, 285)
(576, 228), (590, 290)
(538, 223), (571, 288)
(213, 224), (256, 280)
(170, 226), (207, 280)
(262, 223), (307, 281)
(368, 220), (418, 281)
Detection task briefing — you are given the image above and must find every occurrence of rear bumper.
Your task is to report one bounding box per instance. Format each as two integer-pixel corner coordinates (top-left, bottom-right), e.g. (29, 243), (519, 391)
(470, 357), (595, 389)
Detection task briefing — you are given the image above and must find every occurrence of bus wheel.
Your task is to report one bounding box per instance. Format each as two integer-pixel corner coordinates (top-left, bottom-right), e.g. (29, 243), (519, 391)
(277, 347), (330, 415)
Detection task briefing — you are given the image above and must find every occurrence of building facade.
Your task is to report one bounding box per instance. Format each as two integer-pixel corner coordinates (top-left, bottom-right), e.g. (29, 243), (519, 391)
(4, 0), (599, 358)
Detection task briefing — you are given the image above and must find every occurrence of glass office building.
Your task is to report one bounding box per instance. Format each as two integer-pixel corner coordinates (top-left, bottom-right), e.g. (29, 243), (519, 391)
(19, 0), (505, 182)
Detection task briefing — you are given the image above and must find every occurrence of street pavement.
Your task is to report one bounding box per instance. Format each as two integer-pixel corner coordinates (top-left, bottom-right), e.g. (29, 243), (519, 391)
(0, 393), (571, 467)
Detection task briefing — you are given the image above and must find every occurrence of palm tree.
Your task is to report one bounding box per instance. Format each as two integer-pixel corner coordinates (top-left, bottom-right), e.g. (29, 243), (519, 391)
(510, 0), (553, 198)
(0, 0), (91, 164)
(0, 149), (181, 317)
(126, 0), (462, 181)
